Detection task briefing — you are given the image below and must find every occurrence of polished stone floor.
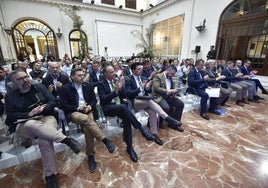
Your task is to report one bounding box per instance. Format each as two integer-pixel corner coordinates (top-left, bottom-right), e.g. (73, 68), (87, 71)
(1, 94), (268, 188)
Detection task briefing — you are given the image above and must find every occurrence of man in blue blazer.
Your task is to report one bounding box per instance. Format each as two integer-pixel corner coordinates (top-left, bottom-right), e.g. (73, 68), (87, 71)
(97, 64), (155, 162)
(60, 67), (115, 173)
(187, 59), (219, 120)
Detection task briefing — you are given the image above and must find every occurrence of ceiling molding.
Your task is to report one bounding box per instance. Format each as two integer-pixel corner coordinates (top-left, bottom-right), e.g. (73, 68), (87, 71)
(18, 0), (180, 17)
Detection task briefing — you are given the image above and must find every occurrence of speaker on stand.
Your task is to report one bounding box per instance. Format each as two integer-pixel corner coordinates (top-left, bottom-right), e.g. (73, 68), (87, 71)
(195, 46), (201, 60)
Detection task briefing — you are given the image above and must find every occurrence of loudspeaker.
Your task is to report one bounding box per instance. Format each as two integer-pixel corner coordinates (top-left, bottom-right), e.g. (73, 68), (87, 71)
(195, 46), (201, 53)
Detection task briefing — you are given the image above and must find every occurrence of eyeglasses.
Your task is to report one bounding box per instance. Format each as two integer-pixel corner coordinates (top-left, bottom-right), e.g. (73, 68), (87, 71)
(16, 75), (30, 81)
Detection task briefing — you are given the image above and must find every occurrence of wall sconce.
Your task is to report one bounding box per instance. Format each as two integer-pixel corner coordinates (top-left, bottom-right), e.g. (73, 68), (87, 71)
(2, 26), (13, 36)
(119, 5), (123, 9)
(56, 28), (63, 38)
(149, 4), (154, 8)
(91, 0), (94, 4)
(195, 19), (206, 33)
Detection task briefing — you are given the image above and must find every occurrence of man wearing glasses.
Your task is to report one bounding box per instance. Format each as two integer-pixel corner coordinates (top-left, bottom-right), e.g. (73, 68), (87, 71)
(5, 69), (81, 188)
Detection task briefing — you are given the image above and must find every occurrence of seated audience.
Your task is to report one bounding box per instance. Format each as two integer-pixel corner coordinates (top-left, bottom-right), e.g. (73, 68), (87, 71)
(221, 61), (247, 106)
(151, 65), (185, 129)
(204, 60), (231, 106)
(241, 59), (268, 95)
(125, 63), (183, 145)
(29, 61), (46, 81)
(5, 69), (81, 188)
(60, 67), (115, 173)
(42, 61), (70, 99)
(187, 59), (220, 120)
(97, 64), (155, 162)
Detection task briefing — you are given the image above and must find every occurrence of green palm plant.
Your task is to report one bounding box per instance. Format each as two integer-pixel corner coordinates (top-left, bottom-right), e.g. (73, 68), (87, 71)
(131, 24), (154, 58)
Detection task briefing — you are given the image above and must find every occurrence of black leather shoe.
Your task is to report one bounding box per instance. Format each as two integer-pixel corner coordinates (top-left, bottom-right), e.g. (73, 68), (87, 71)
(45, 174), (58, 188)
(152, 134), (163, 145)
(248, 99), (259, 103)
(262, 90), (268, 95)
(88, 155), (97, 173)
(139, 127), (155, 141)
(127, 147), (138, 162)
(200, 112), (209, 120)
(64, 137), (82, 154)
(165, 116), (182, 126)
(236, 101), (244, 107)
(168, 124), (184, 132)
(241, 99), (250, 104)
(103, 139), (116, 153)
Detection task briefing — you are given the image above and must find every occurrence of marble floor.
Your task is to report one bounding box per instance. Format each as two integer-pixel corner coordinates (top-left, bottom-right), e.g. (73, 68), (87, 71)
(1, 93), (268, 188)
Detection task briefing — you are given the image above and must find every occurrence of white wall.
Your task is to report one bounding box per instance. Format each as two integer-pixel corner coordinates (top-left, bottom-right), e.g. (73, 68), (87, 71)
(0, 0), (234, 61)
(142, 0), (233, 61)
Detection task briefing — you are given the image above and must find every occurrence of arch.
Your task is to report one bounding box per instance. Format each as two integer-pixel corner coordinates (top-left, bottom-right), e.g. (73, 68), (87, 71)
(12, 18), (59, 62)
(216, 0), (268, 75)
(69, 29), (88, 60)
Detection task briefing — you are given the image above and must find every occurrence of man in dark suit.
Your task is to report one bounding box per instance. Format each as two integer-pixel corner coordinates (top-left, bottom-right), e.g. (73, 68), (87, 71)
(123, 58), (133, 77)
(187, 59), (219, 120)
(42, 62), (70, 99)
(89, 61), (104, 88)
(97, 64), (155, 162)
(125, 62), (183, 146)
(151, 65), (185, 128)
(60, 67), (115, 173)
(221, 61), (248, 106)
(241, 59), (268, 95)
(5, 69), (81, 188)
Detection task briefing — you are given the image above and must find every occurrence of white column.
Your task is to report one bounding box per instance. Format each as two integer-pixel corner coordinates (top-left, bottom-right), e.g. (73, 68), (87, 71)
(32, 35), (41, 59)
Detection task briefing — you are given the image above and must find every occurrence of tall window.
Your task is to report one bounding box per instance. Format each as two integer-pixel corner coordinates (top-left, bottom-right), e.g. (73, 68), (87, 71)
(217, 0), (268, 75)
(101, 0), (114, 5)
(125, 0), (136, 9)
(69, 30), (88, 59)
(152, 15), (184, 59)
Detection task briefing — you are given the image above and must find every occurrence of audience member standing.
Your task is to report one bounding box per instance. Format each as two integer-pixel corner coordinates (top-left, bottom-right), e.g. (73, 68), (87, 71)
(206, 45), (216, 60)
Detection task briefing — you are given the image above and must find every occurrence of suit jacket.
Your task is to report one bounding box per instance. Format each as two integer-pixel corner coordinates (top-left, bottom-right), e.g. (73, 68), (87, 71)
(151, 72), (177, 103)
(42, 72), (70, 97)
(123, 67), (132, 77)
(203, 69), (219, 87)
(125, 75), (151, 106)
(240, 65), (250, 75)
(5, 84), (56, 133)
(97, 79), (126, 108)
(187, 68), (208, 91)
(60, 82), (97, 121)
(89, 71), (104, 88)
(221, 68), (238, 83)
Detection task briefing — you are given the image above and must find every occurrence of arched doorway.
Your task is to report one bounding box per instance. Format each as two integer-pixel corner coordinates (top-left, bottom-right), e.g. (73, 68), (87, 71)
(216, 0), (268, 75)
(12, 19), (59, 62)
(69, 29), (88, 60)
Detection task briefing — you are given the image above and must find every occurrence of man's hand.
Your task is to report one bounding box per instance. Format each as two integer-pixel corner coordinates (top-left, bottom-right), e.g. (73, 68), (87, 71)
(203, 75), (209, 80)
(28, 104), (47, 117)
(55, 81), (63, 88)
(48, 84), (54, 93)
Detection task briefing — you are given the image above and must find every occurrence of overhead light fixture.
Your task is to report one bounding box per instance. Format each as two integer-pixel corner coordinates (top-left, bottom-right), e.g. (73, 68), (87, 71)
(56, 27), (63, 38)
(140, 9), (144, 13)
(149, 4), (154, 8)
(91, 0), (94, 4)
(119, 5), (123, 9)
